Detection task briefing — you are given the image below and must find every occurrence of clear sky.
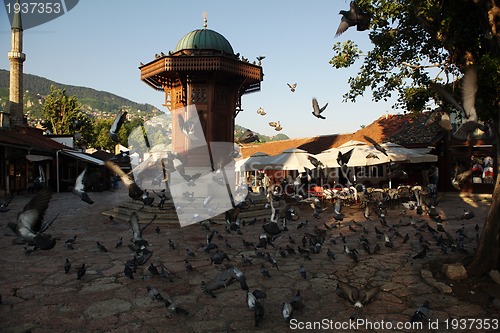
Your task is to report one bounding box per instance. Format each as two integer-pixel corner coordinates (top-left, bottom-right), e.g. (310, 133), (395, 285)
(0, 0), (402, 139)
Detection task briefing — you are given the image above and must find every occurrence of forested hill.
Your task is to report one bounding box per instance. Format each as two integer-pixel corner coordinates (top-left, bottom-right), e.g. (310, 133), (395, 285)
(0, 69), (159, 118)
(0, 69), (289, 142)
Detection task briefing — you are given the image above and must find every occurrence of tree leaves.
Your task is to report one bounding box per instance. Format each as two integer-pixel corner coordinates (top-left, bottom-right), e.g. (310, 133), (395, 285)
(330, 0), (500, 120)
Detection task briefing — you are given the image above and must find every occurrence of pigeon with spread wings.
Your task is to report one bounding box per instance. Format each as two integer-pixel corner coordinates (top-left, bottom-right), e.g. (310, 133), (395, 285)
(335, 1), (371, 37)
(178, 114), (198, 141)
(72, 168), (94, 204)
(363, 135), (388, 156)
(287, 83), (297, 92)
(312, 98), (328, 119)
(431, 67), (487, 141)
(7, 188), (57, 250)
(109, 110), (128, 143)
(105, 160), (154, 205)
(236, 129), (260, 144)
(336, 280), (379, 320)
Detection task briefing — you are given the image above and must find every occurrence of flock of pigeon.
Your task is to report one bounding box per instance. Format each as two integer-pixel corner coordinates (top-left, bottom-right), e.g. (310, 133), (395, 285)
(235, 2), (367, 144)
(0, 2), (492, 328)
(0, 168), (481, 327)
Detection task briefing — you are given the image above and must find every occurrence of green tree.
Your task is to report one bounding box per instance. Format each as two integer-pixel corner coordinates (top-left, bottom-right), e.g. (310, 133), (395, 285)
(92, 118), (116, 152)
(42, 85), (82, 135)
(330, 0), (499, 275)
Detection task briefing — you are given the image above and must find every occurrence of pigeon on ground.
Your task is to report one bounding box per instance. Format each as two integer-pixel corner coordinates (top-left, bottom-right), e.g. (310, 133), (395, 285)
(336, 280), (379, 319)
(184, 259), (193, 272)
(7, 188), (57, 250)
(291, 290), (304, 311)
(64, 259), (71, 274)
(109, 110), (127, 142)
(411, 300), (430, 322)
(461, 210), (475, 220)
(0, 194), (13, 212)
(77, 263), (86, 280)
(282, 302), (294, 322)
(200, 266), (248, 297)
(413, 247), (427, 259)
(335, 1), (371, 37)
(97, 241), (108, 253)
(299, 264), (307, 279)
(148, 263), (160, 276)
(253, 301), (265, 327)
(312, 97), (328, 119)
(146, 286), (164, 302)
(287, 83), (297, 92)
(247, 291), (258, 310)
(164, 297), (189, 316)
(124, 264), (134, 279)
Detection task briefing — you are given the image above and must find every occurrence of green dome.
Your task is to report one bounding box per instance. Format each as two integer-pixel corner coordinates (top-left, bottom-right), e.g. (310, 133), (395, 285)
(174, 29), (234, 55)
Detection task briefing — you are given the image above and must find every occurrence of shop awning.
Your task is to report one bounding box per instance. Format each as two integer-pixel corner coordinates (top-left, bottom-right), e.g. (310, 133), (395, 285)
(61, 150), (104, 166)
(26, 154), (53, 162)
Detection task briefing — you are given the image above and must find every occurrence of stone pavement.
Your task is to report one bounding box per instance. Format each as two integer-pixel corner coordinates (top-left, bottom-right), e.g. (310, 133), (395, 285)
(0, 187), (499, 333)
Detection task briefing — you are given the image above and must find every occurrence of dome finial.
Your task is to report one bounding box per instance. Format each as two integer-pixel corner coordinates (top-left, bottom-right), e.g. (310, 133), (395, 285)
(202, 11), (208, 29)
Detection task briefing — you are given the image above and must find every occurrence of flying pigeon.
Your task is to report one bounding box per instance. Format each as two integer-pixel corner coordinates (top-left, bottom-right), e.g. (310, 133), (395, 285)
(363, 135), (388, 156)
(109, 110), (128, 142)
(178, 114), (199, 140)
(312, 97), (328, 119)
(337, 148), (354, 166)
(256, 55), (266, 65)
(7, 188), (57, 250)
(431, 67), (487, 141)
(257, 107), (266, 115)
(425, 108), (453, 131)
(335, 1), (371, 37)
(451, 169), (472, 190)
(308, 155), (324, 169)
(236, 129), (260, 144)
(287, 83), (297, 92)
(105, 160), (154, 205)
(72, 168), (94, 204)
(336, 280), (379, 319)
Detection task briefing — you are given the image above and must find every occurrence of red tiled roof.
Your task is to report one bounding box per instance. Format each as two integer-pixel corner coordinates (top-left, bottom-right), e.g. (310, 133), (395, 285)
(0, 126), (69, 152)
(241, 114), (417, 158)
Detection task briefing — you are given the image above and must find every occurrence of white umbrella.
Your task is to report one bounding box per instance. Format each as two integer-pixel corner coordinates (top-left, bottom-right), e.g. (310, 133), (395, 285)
(237, 152), (273, 171)
(315, 147), (340, 168)
(266, 148), (316, 172)
(337, 140), (396, 166)
(381, 142), (437, 163)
